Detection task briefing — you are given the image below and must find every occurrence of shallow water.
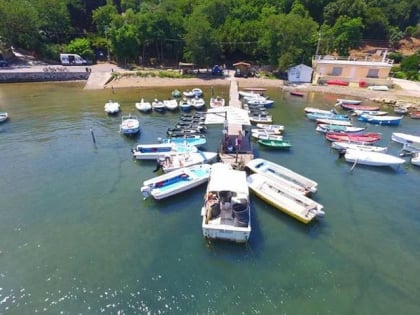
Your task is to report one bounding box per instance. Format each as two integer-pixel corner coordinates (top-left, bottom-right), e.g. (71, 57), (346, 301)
(0, 82), (419, 314)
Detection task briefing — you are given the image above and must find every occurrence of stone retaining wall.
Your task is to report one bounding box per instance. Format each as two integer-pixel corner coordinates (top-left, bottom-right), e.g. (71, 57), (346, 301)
(0, 72), (90, 83)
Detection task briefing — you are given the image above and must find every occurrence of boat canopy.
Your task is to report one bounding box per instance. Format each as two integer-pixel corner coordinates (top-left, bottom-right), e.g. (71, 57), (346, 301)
(207, 164), (248, 195)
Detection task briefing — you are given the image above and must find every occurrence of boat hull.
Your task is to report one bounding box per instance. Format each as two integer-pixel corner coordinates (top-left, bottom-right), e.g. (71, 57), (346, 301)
(344, 150), (405, 166)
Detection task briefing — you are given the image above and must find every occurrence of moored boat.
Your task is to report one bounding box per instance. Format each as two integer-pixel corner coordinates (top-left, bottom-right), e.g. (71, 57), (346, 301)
(316, 118), (353, 126)
(306, 112), (350, 121)
(178, 98), (192, 112)
(120, 114), (140, 135)
(304, 107), (337, 115)
(391, 132), (420, 146)
(209, 96), (225, 108)
(171, 89), (182, 98)
(158, 135), (206, 147)
(152, 99), (166, 112)
(336, 99), (361, 105)
(249, 114), (273, 124)
(316, 124), (365, 134)
(256, 124), (284, 134)
(163, 99), (179, 111)
(290, 91), (305, 97)
(140, 164), (211, 200)
(247, 173), (325, 224)
(352, 110), (388, 116)
(411, 152), (420, 166)
(358, 114), (403, 126)
(409, 111), (420, 119)
(201, 163), (251, 243)
(131, 143), (197, 160)
(0, 112), (9, 122)
(331, 141), (388, 153)
(246, 158), (318, 195)
(158, 150), (218, 173)
(190, 97), (205, 110)
(257, 139), (292, 149)
(343, 149), (406, 167)
(104, 100), (120, 114)
(367, 85), (389, 91)
(325, 132), (381, 144)
(135, 98), (152, 112)
(340, 103), (380, 111)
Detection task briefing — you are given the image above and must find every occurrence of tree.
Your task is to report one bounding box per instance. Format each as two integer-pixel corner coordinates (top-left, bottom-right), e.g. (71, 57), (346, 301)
(331, 16), (363, 55)
(66, 37), (94, 60)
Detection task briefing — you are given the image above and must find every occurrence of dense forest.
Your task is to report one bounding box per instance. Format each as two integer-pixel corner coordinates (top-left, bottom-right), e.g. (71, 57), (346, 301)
(0, 0), (419, 71)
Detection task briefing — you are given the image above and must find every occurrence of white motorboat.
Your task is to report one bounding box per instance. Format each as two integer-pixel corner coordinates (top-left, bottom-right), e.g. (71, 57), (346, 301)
(163, 99), (179, 111)
(336, 99), (361, 105)
(158, 135), (206, 148)
(120, 114), (140, 135)
(331, 141), (388, 153)
(158, 150), (218, 173)
(104, 100), (120, 114)
(316, 118), (353, 126)
(135, 98), (152, 112)
(246, 158), (318, 195)
(246, 97), (275, 108)
(391, 132), (420, 146)
(247, 173), (325, 224)
(192, 88), (203, 97)
(0, 112), (9, 122)
(316, 124), (365, 134)
(140, 164), (212, 200)
(249, 114), (272, 124)
(190, 97), (205, 110)
(251, 129), (281, 139)
(209, 96), (225, 108)
(344, 149), (405, 167)
(304, 107), (336, 115)
(411, 152), (420, 167)
(252, 133), (283, 141)
(152, 99), (166, 112)
(201, 163), (251, 243)
(131, 143), (198, 160)
(256, 124), (284, 134)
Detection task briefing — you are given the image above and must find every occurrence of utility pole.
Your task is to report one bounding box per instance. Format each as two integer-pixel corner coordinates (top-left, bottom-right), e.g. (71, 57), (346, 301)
(315, 32), (321, 57)
(105, 26), (110, 62)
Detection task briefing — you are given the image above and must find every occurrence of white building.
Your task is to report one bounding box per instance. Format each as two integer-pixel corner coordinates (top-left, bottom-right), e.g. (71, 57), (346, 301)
(287, 64), (313, 83)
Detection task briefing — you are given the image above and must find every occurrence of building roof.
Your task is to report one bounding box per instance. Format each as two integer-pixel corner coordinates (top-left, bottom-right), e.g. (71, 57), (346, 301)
(233, 61), (251, 67)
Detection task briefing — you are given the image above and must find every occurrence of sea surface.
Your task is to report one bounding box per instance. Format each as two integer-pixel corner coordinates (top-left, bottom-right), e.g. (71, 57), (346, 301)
(0, 82), (419, 314)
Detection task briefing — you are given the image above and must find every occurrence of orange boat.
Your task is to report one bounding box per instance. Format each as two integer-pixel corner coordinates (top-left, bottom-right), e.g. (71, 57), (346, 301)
(409, 111), (420, 119)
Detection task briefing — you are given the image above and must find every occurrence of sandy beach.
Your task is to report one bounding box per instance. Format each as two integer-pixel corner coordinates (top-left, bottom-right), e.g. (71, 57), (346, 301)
(103, 70), (420, 105)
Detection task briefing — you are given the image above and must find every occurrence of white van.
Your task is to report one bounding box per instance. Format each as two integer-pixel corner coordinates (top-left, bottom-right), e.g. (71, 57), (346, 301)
(60, 53), (87, 65)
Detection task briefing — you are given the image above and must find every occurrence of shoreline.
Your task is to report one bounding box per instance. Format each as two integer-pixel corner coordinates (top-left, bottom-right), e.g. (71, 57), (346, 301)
(103, 74), (420, 105)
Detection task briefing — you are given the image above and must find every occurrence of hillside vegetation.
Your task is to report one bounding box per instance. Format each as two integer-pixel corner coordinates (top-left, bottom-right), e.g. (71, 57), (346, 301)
(0, 0), (419, 74)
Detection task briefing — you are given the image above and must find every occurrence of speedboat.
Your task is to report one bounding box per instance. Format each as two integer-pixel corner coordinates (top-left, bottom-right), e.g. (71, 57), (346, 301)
(201, 163), (251, 243)
(104, 100), (120, 114)
(343, 149), (405, 167)
(158, 150), (218, 173)
(120, 114), (140, 135)
(140, 164), (212, 200)
(135, 98), (152, 112)
(247, 173), (325, 224)
(131, 143), (197, 160)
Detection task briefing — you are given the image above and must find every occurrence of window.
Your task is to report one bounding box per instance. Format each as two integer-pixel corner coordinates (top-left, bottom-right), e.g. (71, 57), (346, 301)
(367, 69), (379, 78)
(331, 67), (342, 76)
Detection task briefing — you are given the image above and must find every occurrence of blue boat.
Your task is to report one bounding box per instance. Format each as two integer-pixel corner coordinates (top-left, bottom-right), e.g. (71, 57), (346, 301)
(158, 135), (206, 148)
(306, 112), (350, 121)
(358, 114), (403, 126)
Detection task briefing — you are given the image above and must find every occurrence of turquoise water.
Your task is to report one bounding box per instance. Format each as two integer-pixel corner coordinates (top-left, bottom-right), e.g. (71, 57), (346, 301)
(0, 82), (419, 314)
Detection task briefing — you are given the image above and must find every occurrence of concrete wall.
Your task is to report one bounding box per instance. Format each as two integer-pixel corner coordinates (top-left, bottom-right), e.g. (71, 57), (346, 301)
(0, 71), (90, 83)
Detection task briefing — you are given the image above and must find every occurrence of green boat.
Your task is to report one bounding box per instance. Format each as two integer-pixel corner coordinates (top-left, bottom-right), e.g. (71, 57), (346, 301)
(171, 89), (182, 98)
(257, 139), (292, 149)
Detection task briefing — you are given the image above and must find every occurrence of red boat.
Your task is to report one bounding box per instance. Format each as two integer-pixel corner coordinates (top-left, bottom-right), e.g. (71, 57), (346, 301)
(325, 132), (381, 144)
(340, 103), (380, 111)
(290, 91), (305, 97)
(327, 80), (349, 86)
(409, 111), (420, 119)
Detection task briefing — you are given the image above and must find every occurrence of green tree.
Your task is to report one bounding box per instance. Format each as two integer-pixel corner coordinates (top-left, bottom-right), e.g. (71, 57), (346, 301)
(66, 37), (94, 60)
(331, 16), (363, 55)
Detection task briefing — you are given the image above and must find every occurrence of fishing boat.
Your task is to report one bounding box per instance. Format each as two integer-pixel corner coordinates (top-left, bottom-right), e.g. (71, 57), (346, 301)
(256, 124), (285, 133)
(343, 149), (405, 167)
(316, 118), (353, 126)
(163, 99), (179, 111)
(393, 107), (408, 115)
(201, 163), (251, 243)
(190, 97), (205, 110)
(171, 89), (182, 98)
(178, 98), (192, 112)
(409, 111), (420, 119)
(352, 110), (388, 116)
(246, 158), (318, 195)
(131, 143), (198, 160)
(316, 124), (365, 134)
(140, 164), (212, 200)
(152, 99), (166, 112)
(331, 141), (388, 153)
(247, 173), (325, 224)
(135, 98), (152, 113)
(358, 114), (403, 126)
(336, 99), (361, 105)
(290, 91), (305, 97)
(325, 132), (381, 144)
(0, 112), (9, 122)
(340, 103), (380, 111)
(246, 97), (275, 108)
(251, 129), (282, 140)
(391, 132), (420, 146)
(257, 139), (292, 149)
(104, 100), (120, 114)
(252, 133), (283, 141)
(249, 114), (273, 124)
(411, 152), (420, 167)
(158, 135), (206, 147)
(306, 112), (350, 121)
(120, 114), (140, 135)
(209, 96), (225, 108)
(304, 107), (337, 115)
